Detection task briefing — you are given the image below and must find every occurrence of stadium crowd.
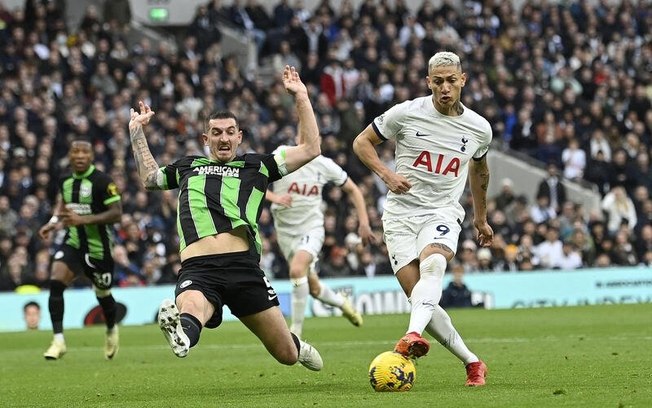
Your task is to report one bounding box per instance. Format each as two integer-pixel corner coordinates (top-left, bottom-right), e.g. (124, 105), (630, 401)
(0, 0), (651, 292)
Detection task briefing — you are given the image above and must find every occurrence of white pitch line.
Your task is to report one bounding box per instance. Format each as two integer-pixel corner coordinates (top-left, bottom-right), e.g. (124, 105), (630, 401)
(27, 334), (643, 354)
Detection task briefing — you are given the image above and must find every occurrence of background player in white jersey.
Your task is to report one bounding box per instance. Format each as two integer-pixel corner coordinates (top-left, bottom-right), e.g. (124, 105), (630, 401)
(266, 141), (376, 338)
(353, 51), (493, 387)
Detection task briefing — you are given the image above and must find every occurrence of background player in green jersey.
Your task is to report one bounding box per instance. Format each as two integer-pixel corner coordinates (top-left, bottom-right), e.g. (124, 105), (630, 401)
(38, 136), (122, 360)
(129, 66), (323, 371)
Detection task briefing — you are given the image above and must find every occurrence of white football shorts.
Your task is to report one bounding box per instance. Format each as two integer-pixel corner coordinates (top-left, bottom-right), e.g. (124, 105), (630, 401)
(383, 208), (463, 274)
(276, 226), (325, 274)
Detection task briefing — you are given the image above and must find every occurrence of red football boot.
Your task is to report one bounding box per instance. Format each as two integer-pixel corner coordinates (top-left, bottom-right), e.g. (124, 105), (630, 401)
(393, 331), (430, 358)
(465, 360), (488, 386)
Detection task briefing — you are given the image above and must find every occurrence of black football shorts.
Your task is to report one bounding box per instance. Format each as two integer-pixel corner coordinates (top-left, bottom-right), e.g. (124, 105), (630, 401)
(52, 244), (115, 289)
(174, 250), (280, 328)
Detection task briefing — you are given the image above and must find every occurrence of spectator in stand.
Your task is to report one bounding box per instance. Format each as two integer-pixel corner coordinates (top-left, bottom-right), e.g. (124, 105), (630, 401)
(585, 149), (612, 196)
(188, 4), (222, 53)
(440, 263), (473, 308)
(632, 153), (652, 192)
(0, 195), (18, 237)
(534, 226), (564, 270)
(593, 253), (613, 268)
(561, 138), (586, 182)
(103, 0), (131, 32)
(556, 241), (583, 270)
(476, 248), (493, 272)
(587, 129), (612, 162)
(601, 186), (638, 236)
(529, 194), (557, 225)
(536, 163), (566, 214)
(609, 149), (637, 195)
(569, 227), (597, 267)
(0, 245), (36, 291)
(458, 239), (479, 273)
(320, 246), (355, 277)
(611, 229), (638, 267)
(634, 225), (652, 262)
(114, 244), (145, 287)
(493, 244), (519, 272)
(223, 0), (267, 53)
(493, 178), (516, 210)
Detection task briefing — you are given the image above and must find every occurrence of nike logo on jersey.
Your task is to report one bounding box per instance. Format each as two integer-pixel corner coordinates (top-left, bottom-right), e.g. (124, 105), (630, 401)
(415, 131), (430, 137)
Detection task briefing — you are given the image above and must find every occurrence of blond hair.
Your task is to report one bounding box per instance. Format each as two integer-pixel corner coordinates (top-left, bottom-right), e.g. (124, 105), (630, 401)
(428, 52), (462, 71)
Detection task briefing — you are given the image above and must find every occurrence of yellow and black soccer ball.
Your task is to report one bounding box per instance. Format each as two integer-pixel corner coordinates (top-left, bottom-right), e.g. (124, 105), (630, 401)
(368, 351), (416, 392)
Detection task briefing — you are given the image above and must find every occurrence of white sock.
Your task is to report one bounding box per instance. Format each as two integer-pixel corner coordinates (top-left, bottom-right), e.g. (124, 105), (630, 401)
(290, 277), (309, 337)
(54, 333), (65, 342)
(425, 305), (479, 365)
(314, 283), (344, 308)
(406, 254), (446, 334)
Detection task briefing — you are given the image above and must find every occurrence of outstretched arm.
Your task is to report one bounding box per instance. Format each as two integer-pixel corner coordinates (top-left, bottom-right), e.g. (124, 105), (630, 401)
(353, 125), (411, 194)
(129, 101), (160, 190)
(278, 66), (321, 173)
(341, 178), (376, 246)
(469, 155), (493, 247)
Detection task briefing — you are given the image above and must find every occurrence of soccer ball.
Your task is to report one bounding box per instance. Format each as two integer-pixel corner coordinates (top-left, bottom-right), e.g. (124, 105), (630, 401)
(368, 351), (416, 392)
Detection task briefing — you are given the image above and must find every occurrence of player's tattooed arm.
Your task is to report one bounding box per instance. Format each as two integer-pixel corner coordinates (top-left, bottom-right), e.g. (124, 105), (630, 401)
(469, 155), (490, 218)
(469, 155), (494, 247)
(129, 101), (162, 190)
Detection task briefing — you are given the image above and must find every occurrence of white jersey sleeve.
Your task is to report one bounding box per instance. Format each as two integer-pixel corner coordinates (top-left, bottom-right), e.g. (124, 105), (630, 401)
(371, 96), (492, 221)
(270, 152), (348, 235)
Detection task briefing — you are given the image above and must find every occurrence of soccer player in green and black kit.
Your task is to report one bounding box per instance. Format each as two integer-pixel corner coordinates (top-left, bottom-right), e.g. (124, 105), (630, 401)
(39, 137), (122, 360)
(129, 66), (323, 371)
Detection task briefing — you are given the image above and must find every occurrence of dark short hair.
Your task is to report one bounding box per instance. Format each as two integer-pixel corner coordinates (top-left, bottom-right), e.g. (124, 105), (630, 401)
(205, 111), (239, 131)
(24, 301), (40, 311)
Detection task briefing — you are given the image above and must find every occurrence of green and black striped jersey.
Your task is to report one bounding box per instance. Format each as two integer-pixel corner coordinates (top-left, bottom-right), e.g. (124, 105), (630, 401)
(158, 154), (283, 255)
(59, 165), (121, 260)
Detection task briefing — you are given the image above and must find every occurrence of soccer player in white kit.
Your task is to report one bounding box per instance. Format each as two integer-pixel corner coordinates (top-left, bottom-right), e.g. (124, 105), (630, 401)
(266, 143), (376, 338)
(353, 51), (493, 386)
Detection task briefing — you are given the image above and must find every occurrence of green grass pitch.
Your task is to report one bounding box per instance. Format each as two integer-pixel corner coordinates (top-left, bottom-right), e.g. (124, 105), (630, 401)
(1, 303), (650, 407)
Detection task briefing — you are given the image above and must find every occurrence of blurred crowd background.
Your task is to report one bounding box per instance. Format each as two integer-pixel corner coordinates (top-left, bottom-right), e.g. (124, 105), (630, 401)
(0, 0), (651, 292)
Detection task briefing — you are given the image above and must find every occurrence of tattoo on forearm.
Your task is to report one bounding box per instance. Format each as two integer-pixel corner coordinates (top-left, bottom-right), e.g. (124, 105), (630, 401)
(130, 126), (159, 188)
(474, 159), (490, 211)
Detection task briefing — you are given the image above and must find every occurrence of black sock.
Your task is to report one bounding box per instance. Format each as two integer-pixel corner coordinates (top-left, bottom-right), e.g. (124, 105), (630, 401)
(180, 313), (202, 347)
(291, 332), (301, 358)
(97, 294), (117, 330)
(48, 280), (66, 334)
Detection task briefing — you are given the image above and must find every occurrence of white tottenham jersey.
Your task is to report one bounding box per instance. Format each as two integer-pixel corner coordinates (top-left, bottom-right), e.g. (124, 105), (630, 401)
(373, 96), (492, 221)
(270, 146), (348, 233)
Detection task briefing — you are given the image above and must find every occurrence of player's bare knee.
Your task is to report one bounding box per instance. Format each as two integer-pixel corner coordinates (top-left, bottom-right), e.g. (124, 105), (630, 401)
(288, 265), (307, 280)
(420, 253), (447, 279)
